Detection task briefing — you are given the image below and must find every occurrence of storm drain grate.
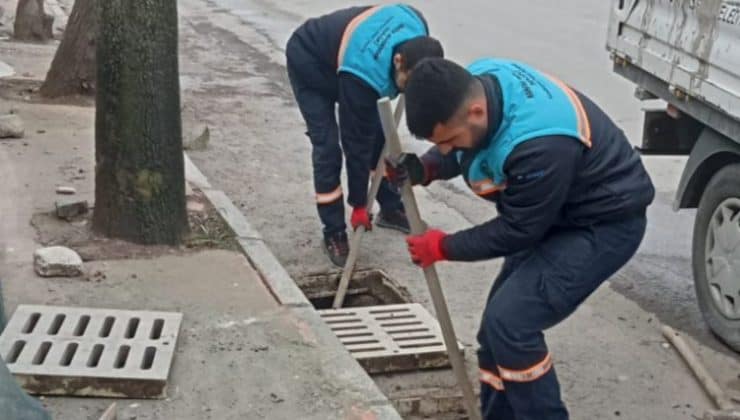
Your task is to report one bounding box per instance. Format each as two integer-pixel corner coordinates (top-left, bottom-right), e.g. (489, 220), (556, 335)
(318, 303), (463, 374)
(0, 305), (182, 398)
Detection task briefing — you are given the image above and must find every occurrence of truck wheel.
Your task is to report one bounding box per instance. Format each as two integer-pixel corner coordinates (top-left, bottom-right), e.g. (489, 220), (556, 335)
(693, 163), (740, 351)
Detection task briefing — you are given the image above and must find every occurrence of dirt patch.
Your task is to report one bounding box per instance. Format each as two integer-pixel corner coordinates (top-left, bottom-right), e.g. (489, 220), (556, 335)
(31, 189), (240, 262)
(0, 78), (93, 106)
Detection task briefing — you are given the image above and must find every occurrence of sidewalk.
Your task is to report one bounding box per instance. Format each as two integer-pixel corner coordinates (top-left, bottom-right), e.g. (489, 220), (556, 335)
(0, 41), (400, 420)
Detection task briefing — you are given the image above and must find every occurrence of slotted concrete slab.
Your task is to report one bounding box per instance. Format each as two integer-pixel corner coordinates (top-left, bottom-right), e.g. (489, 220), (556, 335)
(319, 303), (463, 374)
(0, 305), (182, 398)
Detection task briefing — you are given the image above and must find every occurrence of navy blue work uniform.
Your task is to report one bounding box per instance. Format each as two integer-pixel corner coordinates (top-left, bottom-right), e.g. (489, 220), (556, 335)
(285, 4), (428, 236)
(423, 59), (655, 419)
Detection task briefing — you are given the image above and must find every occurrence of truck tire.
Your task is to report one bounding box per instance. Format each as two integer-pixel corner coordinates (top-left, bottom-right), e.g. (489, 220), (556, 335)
(693, 163), (740, 351)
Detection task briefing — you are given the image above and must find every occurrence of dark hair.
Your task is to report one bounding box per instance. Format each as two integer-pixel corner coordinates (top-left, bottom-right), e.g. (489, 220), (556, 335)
(405, 58), (475, 139)
(395, 36), (444, 71)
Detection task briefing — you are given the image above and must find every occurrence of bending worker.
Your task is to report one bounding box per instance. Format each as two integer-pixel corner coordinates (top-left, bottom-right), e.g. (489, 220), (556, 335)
(286, 4), (443, 266)
(387, 57), (655, 419)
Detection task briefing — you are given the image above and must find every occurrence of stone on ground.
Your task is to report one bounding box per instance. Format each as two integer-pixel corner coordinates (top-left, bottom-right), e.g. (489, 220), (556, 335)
(33, 246), (82, 277)
(55, 199), (88, 220)
(0, 114), (24, 138)
(55, 186), (76, 195)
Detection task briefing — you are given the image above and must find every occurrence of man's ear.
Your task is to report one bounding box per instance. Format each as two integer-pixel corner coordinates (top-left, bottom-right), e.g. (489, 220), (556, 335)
(468, 102), (486, 120)
(393, 53), (405, 71)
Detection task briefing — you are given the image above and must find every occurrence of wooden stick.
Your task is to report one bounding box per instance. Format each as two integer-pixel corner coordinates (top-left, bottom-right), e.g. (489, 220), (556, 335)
(662, 325), (734, 410)
(376, 97), (481, 420)
(332, 96), (406, 309)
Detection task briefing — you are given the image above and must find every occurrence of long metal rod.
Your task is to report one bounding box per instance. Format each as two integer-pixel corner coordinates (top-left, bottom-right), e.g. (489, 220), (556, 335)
(332, 96), (406, 309)
(376, 97), (481, 420)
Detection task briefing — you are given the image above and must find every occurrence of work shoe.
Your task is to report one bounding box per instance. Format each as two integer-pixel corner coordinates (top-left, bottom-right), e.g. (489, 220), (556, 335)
(323, 231), (349, 267)
(376, 209), (411, 234)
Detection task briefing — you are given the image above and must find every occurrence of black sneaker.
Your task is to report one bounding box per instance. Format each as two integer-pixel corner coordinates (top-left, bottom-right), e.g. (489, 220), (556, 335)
(376, 209), (411, 234)
(323, 231), (349, 267)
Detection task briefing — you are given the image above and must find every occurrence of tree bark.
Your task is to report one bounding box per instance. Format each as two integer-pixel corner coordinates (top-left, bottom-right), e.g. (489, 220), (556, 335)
(13, 0), (53, 41)
(40, 0), (96, 98)
(92, 0), (187, 245)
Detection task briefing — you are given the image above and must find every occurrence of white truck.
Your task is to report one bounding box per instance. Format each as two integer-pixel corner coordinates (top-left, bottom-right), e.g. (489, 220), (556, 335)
(607, 0), (740, 350)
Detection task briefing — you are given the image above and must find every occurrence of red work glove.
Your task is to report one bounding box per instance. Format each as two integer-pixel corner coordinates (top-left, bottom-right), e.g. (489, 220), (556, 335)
(384, 153), (427, 188)
(405, 229), (448, 268)
(350, 206), (372, 231)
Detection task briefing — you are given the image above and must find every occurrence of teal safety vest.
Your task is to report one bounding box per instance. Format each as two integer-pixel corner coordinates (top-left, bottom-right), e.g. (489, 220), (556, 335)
(337, 4), (428, 98)
(461, 58), (592, 197)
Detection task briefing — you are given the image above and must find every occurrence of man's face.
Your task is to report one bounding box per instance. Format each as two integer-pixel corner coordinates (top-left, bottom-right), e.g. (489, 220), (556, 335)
(393, 54), (409, 91)
(428, 102), (488, 155)
(395, 69), (410, 91)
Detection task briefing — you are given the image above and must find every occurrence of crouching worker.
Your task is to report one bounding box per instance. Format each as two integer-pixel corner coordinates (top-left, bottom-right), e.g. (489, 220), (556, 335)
(387, 57), (655, 419)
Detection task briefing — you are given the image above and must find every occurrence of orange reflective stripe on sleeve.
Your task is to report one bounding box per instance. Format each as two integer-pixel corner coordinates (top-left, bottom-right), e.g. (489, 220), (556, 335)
(316, 186), (343, 204)
(470, 178), (506, 197)
(546, 75), (592, 148)
(337, 6), (381, 68)
(480, 368), (505, 391)
(498, 353), (553, 383)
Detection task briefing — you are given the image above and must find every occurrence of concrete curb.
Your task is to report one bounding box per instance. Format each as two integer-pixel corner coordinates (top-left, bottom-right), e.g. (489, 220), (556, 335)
(183, 152), (402, 419)
(184, 153), (309, 306)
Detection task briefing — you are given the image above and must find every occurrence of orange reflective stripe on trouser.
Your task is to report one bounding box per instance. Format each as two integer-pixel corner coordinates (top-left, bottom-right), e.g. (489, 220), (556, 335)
(337, 6), (380, 68)
(480, 368), (505, 391)
(546, 75), (592, 148)
(498, 353), (553, 383)
(316, 186), (343, 204)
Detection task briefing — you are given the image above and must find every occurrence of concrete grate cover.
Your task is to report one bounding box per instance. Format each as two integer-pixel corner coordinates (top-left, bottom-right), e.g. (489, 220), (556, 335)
(318, 303), (463, 374)
(0, 305), (182, 398)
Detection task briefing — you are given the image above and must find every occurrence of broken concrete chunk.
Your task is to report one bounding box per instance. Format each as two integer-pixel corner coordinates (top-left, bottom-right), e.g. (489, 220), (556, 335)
(186, 199), (205, 213)
(183, 125), (210, 151)
(55, 199), (88, 220)
(33, 246), (83, 277)
(55, 186), (76, 195)
(0, 114), (24, 138)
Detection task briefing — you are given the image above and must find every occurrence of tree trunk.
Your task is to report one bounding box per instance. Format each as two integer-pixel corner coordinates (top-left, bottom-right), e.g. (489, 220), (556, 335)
(13, 0), (53, 41)
(92, 0), (187, 245)
(40, 0), (96, 98)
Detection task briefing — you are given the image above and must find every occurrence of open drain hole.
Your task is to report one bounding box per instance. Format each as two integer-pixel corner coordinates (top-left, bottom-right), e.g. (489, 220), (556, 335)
(22, 313), (41, 334)
(125, 318), (140, 339)
(141, 346), (156, 370)
(60, 343), (78, 366)
(150, 319), (164, 339)
(32, 342), (52, 365)
(114, 345), (131, 369)
(48, 314), (66, 335)
(99, 316), (115, 338)
(74, 315), (90, 336)
(87, 344), (104, 367)
(298, 269), (412, 309)
(6, 340), (26, 364)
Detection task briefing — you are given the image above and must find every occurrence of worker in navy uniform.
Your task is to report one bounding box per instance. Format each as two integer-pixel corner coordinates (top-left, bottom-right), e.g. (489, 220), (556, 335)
(387, 57), (655, 420)
(286, 4), (443, 266)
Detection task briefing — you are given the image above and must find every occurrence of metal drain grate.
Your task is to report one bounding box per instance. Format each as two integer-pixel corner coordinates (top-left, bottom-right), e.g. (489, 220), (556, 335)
(318, 303), (463, 374)
(0, 305), (182, 398)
